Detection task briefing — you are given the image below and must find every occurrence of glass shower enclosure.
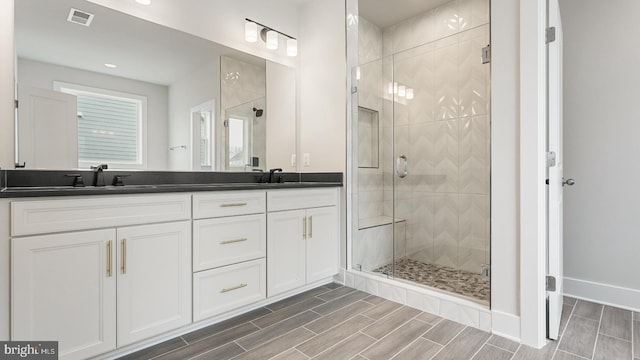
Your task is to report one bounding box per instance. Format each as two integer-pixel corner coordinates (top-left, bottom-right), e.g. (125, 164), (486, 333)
(351, 1), (491, 305)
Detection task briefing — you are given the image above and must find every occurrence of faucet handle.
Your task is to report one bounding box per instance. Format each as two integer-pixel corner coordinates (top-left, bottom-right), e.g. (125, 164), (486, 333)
(91, 164), (109, 171)
(65, 174), (85, 187)
(112, 175), (131, 186)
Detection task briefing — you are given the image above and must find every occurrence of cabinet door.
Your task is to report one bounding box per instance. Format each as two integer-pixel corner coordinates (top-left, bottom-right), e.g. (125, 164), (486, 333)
(116, 221), (191, 346)
(12, 229), (117, 360)
(306, 206), (339, 283)
(267, 210), (306, 296)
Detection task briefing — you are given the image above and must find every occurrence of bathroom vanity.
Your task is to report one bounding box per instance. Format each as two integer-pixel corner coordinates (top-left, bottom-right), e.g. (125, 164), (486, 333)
(1, 170), (342, 360)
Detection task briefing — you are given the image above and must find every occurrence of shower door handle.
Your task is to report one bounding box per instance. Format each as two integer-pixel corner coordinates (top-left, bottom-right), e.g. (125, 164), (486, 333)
(396, 155), (408, 178)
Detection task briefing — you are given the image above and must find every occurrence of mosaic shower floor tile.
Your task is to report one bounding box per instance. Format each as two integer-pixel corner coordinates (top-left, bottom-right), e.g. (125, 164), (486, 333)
(373, 258), (490, 304)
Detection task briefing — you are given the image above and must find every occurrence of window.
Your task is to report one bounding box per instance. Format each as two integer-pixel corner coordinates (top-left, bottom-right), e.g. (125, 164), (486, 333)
(227, 116), (251, 170)
(54, 82), (147, 169)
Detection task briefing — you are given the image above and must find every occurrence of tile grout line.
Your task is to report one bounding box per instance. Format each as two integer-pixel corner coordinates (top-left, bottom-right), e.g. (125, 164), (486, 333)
(485, 343), (515, 354)
(508, 344), (522, 360)
(632, 315), (635, 360)
(264, 328), (324, 360)
(590, 304), (606, 360)
(551, 297), (578, 360)
(424, 325), (469, 360)
(556, 349), (591, 360)
(383, 323), (435, 360)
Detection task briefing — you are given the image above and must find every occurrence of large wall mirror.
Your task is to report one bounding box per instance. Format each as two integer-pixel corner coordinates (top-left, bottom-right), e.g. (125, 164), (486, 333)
(15, 0), (297, 172)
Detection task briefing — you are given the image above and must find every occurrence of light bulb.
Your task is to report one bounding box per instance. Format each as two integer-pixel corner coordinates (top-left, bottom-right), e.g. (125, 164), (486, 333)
(406, 88), (414, 100)
(245, 21), (258, 43)
(393, 82), (398, 94)
(356, 66), (361, 80)
(266, 30), (278, 50)
(387, 82), (393, 94)
(287, 38), (297, 56)
(398, 85), (406, 97)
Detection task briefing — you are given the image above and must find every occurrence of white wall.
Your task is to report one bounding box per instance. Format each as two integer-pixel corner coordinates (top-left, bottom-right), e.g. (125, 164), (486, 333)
(490, 0), (521, 340)
(561, 0), (640, 309)
(18, 59), (169, 170)
(298, 0), (347, 173)
(0, 0), (14, 169)
(86, 0), (300, 68)
(266, 61), (297, 172)
(168, 59), (219, 170)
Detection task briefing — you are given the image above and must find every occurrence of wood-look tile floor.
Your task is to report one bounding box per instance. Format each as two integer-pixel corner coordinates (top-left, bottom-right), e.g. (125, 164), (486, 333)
(117, 284), (639, 360)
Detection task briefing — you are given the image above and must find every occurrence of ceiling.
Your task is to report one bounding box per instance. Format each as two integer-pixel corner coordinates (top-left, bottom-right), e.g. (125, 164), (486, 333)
(15, 0), (262, 86)
(358, 0), (452, 28)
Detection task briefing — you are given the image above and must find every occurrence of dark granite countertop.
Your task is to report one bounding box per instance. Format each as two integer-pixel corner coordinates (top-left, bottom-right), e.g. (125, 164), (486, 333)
(0, 170), (342, 198)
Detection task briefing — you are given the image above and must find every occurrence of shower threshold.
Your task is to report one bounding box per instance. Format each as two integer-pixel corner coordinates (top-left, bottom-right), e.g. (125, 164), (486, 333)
(372, 258), (490, 304)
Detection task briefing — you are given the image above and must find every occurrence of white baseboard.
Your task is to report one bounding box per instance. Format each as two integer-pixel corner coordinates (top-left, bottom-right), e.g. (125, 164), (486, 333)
(564, 277), (640, 312)
(491, 310), (521, 342)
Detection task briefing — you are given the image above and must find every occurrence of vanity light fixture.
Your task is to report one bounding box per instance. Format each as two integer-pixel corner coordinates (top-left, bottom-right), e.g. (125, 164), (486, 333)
(398, 85), (406, 97)
(245, 18), (297, 56)
(406, 88), (414, 100)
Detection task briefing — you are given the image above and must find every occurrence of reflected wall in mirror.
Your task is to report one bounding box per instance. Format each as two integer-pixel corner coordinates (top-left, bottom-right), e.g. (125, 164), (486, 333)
(15, 0), (296, 172)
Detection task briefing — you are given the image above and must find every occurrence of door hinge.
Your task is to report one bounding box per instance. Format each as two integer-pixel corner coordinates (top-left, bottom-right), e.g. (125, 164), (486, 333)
(481, 45), (491, 64)
(481, 264), (490, 280)
(546, 275), (556, 292)
(223, 120), (229, 127)
(351, 86), (358, 94)
(14, 99), (18, 109)
(546, 27), (556, 43)
(546, 151), (557, 167)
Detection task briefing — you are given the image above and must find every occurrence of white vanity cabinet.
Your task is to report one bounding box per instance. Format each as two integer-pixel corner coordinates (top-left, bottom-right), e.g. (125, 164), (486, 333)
(10, 195), (192, 360)
(192, 191), (267, 322)
(266, 188), (339, 297)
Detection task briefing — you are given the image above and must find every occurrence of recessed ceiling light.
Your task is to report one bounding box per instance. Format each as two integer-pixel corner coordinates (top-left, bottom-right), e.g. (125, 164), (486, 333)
(136, 0), (151, 5)
(104, 63), (117, 68)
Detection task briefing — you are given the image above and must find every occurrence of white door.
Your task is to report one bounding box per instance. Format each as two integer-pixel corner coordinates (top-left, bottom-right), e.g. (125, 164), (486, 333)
(267, 209), (306, 296)
(116, 221), (191, 346)
(12, 230), (117, 360)
(547, 0), (565, 340)
(306, 206), (339, 283)
(18, 86), (78, 169)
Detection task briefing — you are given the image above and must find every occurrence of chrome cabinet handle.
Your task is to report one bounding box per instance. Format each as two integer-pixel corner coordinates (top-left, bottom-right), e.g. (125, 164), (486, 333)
(396, 155), (408, 178)
(107, 240), (113, 277)
(221, 283), (247, 293)
(220, 202), (247, 207)
(563, 178), (575, 186)
(220, 237), (248, 245)
(308, 216), (313, 238)
(121, 239), (127, 274)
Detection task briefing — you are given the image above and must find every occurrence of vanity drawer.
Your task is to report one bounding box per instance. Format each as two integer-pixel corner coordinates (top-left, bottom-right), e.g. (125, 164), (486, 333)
(11, 194), (191, 236)
(193, 214), (266, 271)
(193, 258), (266, 321)
(267, 188), (338, 212)
(193, 191), (266, 219)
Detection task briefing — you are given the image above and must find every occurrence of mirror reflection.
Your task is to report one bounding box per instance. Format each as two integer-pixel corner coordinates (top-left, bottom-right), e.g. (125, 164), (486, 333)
(15, 0), (295, 172)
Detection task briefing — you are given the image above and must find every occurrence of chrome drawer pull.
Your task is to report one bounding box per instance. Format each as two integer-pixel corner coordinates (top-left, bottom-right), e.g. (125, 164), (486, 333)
(220, 202), (248, 207)
(220, 237), (248, 245)
(221, 283), (248, 293)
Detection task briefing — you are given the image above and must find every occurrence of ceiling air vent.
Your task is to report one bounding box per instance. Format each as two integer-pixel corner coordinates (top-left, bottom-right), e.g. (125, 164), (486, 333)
(67, 8), (95, 26)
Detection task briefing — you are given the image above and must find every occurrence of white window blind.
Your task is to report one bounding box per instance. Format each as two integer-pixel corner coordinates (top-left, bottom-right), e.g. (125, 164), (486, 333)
(77, 94), (139, 163)
(54, 81), (147, 168)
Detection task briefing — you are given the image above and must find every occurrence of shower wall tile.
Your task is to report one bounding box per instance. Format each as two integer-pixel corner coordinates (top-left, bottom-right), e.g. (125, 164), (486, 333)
(354, 226), (395, 271)
(458, 194), (488, 250)
(382, 25), (394, 57)
(395, 220), (408, 259)
(393, 19), (414, 54)
(434, 37), (459, 120)
(409, 193), (435, 255)
(432, 0), (460, 40)
(459, 0), (490, 31)
(433, 120), (459, 193)
(434, 194), (459, 268)
(459, 116), (489, 194)
(458, 248), (485, 273)
(359, 17), (383, 64)
(410, 47), (435, 124)
(410, 123), (436, 193)
(459, 25), (489, 118)
(412, 10), (437, 48)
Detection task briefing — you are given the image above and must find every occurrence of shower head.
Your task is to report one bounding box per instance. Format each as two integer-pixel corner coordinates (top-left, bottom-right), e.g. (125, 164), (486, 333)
(253, 107), (263, 117)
